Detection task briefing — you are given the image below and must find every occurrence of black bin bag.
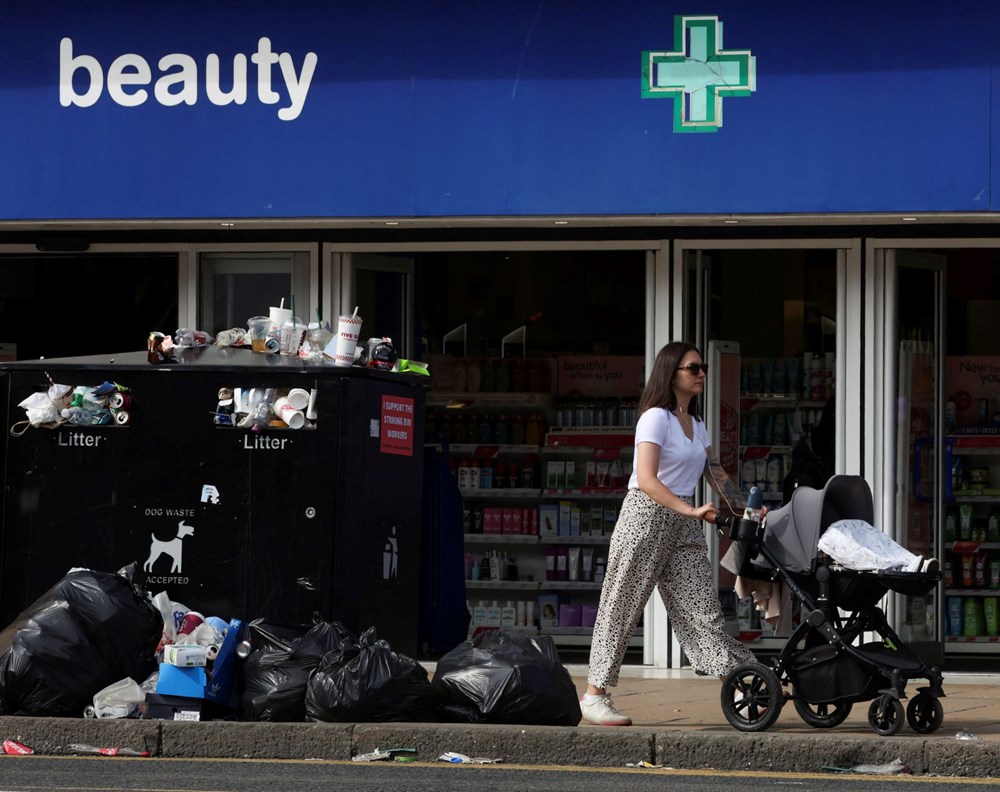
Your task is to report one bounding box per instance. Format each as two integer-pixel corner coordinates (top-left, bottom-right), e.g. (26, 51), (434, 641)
(239, 619), (354, 722)
(0, 562), (163, 717)
(432, 629), (581, 726)
(305, 627), (438, 722)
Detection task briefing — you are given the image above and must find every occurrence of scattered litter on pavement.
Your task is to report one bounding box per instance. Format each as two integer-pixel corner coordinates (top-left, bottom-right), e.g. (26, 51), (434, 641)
(352, 747), (417, 762)
(2, 740), (34, 755)
(352, 749), (392, 762)
(67, 743), (150, 757)
(823, 758), (911, 775)
(437, 752), (502, 764)
(626, 760), (664, 769)
(955, 731), (982, 741)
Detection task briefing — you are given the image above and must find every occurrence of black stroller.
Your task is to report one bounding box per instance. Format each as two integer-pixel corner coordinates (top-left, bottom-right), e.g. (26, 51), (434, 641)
(716, 475), (944, 736)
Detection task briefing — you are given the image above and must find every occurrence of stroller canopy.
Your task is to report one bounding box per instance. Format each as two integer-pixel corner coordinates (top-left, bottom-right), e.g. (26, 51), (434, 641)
(758, 475), (875, 574)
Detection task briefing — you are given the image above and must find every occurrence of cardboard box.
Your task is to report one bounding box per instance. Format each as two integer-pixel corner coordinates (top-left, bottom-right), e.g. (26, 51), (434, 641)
(558, 500), (572, 536)
(539, 504), (558, 536)
(564, 461), (576, 488)
(603, 506), (617, 535)
(204, 618), (246, 710)
(570, 506), (581, 536)
(591, 506), (605, 536)
(559, 603), (582, 627)
(162, 644), (208, 667)
(546, 461), (565, 489)
(143, 692), (202, 721)
(582, 604), (599, 628)
(538, 593), (560, 628)
(483, 507), (503, 534)
(156, 664), (207, 699)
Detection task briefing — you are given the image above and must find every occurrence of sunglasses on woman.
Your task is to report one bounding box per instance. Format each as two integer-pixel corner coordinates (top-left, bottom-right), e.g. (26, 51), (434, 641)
(678, 363), (709, 375)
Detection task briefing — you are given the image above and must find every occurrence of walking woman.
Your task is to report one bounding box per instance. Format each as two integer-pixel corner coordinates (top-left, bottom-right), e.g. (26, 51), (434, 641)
(580, 341), (756, 726)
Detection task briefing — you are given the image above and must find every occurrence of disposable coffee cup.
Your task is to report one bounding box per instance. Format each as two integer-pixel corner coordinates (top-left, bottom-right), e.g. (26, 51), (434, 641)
(327, 313), (363, 367)
(280, 317), (307, 355)
(247, 316), (270, 353)
(273, 397), (305, 429)
(286, 387), (310, 411)
(269, 306), (293, 335)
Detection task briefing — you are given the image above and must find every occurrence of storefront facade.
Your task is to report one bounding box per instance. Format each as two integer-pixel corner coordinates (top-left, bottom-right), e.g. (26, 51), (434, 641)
(3, 1), (1000, 667)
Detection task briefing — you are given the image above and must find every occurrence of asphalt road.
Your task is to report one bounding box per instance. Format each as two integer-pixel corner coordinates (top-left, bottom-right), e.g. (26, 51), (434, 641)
(0, 756), (995, 792)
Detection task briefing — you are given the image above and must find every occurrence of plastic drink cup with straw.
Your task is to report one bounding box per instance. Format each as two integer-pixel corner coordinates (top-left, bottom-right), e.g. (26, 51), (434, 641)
(327, 306), (362, 367)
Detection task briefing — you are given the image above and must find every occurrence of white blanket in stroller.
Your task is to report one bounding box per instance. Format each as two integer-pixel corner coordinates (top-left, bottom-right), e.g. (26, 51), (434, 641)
(817, 519), (921, 572)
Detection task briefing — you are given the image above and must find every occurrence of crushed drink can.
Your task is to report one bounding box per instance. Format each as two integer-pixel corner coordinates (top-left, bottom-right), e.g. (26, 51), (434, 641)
(3, 739), (34, 755)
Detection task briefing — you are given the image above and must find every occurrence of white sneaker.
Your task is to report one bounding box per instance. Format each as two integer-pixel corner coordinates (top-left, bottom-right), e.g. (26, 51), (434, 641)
(580, 695), (632, 726)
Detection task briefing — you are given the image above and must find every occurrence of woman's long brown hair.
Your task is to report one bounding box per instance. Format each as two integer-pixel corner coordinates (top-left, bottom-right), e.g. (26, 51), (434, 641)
(637, 341), (703, 419)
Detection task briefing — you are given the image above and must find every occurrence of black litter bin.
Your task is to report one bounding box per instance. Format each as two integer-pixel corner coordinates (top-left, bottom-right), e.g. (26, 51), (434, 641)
(0, 346), (425, 656)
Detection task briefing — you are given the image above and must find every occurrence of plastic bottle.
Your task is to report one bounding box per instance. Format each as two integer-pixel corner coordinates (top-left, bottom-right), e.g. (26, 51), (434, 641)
(480, 460), (494, 490)
(743, 486), (764, 523)
(468, 459), (480, 490)
(458, 460), (471, 491)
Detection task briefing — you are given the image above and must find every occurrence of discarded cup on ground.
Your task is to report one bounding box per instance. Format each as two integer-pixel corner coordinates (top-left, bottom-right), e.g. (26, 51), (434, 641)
(247, 316), (270, 353)
(327, 313), (363, 367)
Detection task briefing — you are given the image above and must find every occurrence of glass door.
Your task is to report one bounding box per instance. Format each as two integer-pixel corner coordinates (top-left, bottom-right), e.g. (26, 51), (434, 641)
(880, 251), (945, 662)
(338, 253), (416, 359)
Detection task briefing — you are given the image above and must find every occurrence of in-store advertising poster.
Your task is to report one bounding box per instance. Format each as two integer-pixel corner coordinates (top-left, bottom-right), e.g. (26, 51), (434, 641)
(946, 356), (1000, 430)
(557, 356), (644, 398)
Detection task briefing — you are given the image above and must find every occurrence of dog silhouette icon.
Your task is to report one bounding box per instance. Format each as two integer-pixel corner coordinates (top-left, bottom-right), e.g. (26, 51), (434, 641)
(144, 520), (194, 574)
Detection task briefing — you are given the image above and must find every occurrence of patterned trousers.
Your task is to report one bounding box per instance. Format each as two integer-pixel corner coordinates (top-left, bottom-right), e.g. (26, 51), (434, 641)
(587, 488), (756, 689)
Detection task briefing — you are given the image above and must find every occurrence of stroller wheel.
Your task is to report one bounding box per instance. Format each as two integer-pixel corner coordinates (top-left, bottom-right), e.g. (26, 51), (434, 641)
(793, 697), (853, 728)
(867, 694), (904, 736)
(721, 663), (783, 733)
(906, 692), (944, 734)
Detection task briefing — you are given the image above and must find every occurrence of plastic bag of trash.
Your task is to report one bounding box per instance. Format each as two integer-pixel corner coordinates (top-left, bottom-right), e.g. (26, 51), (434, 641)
(239, 620), (354, 722)
(305, 626), (438, 723)
(0, 562), (162, 717)
(431, 629), (581, 726)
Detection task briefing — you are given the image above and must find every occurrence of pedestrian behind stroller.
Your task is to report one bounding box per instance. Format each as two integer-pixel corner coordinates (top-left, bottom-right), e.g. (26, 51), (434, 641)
(580, 341), (757, 726)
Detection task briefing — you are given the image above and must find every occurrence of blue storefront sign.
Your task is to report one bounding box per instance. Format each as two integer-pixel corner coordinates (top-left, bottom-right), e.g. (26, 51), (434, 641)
(0, 1), (995, 220)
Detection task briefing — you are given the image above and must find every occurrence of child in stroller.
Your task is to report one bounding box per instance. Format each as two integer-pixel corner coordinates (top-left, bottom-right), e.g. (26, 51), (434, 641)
(714, 475), (944, 736)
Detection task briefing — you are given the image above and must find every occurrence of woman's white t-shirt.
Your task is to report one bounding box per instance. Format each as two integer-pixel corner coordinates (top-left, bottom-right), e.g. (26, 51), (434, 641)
(626, 407), (709, 496)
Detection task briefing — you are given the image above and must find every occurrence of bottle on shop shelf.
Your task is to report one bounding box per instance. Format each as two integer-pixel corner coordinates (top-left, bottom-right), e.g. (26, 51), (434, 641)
(467, 412), (479, 444)
(609, 459), (625, 489)
(511, 413), (525, 445)
(507, 462), (521, 489)
(478, 413), (493, 444)
(527, 359), (541, 393)
(525, 412), (543, 446)
(494, 462), (506, 488)
(480, 460), (494, 489)
(521, 455), (537, 489)
(479, 555), (491, 581)
(494, 413), (510, 445)
(469, 459), (480, 490)
(453, 412), (467, 444)
(458, 459), (471, 491)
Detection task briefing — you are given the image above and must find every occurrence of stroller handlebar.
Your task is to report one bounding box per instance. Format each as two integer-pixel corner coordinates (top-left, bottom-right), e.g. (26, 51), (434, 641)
(711, 511), (763, 542)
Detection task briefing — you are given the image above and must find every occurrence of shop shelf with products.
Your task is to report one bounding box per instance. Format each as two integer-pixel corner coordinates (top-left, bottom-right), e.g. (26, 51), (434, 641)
(739, 394), (829, 503)
(937, 435), (1000, 648)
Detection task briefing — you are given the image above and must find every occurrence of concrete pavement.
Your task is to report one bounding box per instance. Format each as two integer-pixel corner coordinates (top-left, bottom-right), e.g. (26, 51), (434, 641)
(1, 664), (999, 777)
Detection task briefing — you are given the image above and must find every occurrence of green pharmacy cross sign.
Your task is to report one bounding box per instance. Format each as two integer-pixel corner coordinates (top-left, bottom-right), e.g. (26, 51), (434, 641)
(642, 15), (756, 133)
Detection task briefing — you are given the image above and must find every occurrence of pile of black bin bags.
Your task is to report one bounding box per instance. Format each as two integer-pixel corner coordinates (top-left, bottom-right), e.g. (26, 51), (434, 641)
(0, 563), (580, 726)
(0, 563), (162, 717)
(242, 623), (582, 726)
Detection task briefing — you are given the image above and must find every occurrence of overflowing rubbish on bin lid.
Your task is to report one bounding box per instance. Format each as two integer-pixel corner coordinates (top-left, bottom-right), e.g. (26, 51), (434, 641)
(0, 559), (578, 759)
(144, 301), (428, 376)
